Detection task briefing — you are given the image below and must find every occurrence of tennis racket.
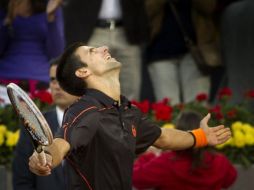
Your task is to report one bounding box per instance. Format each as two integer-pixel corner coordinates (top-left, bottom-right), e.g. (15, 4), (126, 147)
(7, 83), (53, 166)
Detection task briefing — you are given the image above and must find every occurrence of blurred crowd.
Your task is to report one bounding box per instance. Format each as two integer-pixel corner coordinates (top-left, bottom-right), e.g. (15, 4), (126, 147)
(1, 0), (253, 107)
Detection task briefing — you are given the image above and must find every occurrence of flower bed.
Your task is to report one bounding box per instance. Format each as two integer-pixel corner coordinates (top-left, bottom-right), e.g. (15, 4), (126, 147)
(0, 89), (53, 166)
(132, 88), (254, 168)
(1, 87), (254, 167)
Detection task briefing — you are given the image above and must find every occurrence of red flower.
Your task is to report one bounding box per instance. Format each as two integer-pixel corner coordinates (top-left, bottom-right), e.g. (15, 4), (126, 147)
(32, 90), (53, 105)
(245, 89), (254, 99)
(154, 105), (173, 121)
(209, 105), (222, 113)
(161, 97), (170, 105)
(209, 105), (224, 120)
(215, 112), (224, 120)
(131, 100), (150, 114)
(218, 87), (232, 99)
(196, 93), (208, 102)
(152, 101), (173, 121)
(227, 109), (237, 119)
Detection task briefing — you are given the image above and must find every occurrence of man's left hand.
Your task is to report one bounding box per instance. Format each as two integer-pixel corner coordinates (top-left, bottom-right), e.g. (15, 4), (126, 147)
(200, 113), (231, 146)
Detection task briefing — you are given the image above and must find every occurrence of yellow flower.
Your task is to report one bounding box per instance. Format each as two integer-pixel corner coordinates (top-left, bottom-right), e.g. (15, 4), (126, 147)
(216, 143), (226, 149)
(233, 130), (245, 148)
(242, 123), (254, 136)
(231, 121), (243, 131)
(161, 123), (175, 129)
(6, 130), (20, 147)
(245, 133), (254, 146)
(0, 124), (7, 134)
(227, 137), (235, 146)
(0, 125), (7, 146)
(216, 137), (233, 149)
(0, 133), (4, 146)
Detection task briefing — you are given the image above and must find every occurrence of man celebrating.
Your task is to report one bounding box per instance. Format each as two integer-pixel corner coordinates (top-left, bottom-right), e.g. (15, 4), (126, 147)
(29, 42), (231, 190)
(12, 58), (78, 190)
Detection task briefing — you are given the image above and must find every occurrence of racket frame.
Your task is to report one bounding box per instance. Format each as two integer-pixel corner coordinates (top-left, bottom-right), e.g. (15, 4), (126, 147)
(7, 83), (53, 165)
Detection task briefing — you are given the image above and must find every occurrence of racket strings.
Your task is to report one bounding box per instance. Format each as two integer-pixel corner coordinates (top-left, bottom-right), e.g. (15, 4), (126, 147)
(7, 83), (53, 148)
(13, 93), (48, 144)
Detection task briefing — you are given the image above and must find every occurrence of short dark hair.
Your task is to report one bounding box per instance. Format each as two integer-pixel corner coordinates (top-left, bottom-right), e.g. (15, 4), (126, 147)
(176, 110), (202, 131)
(174, 110), (210, 170)
(49, 56), (60, 68)
(56, 42), (87, 96)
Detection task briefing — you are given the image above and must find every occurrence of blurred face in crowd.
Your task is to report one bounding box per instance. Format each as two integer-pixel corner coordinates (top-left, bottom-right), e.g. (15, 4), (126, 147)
(49, 65), (78, 110)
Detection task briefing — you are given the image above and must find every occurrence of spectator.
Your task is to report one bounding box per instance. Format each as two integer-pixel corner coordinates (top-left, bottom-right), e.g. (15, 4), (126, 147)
(145, 0), (210, 105)
(0, 0), (64, 94)
(12, 57), (78, 190)
(133, 110), (237, 190)
(220, 0), (254, 111)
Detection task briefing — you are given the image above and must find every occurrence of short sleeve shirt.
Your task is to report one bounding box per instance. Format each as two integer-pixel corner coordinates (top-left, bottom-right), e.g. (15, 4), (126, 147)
(55, 89), (161, 190)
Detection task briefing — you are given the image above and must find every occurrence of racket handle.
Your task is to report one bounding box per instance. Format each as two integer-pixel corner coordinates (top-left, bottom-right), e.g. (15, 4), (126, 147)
(37, 150), (47, 166)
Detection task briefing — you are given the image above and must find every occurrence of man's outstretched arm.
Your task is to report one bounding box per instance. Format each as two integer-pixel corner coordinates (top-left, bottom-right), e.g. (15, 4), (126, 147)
(153, 113), (231, 150)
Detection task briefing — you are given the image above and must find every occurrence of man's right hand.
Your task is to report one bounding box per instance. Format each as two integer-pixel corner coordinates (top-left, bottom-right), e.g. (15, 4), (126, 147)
(29, 151), (53, 176)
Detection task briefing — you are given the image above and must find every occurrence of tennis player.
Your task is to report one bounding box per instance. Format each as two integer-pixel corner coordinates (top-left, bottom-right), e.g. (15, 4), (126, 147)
(29, 42), (231, 190)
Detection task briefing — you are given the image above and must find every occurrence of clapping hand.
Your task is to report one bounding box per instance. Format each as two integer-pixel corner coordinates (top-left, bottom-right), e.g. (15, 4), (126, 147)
(4, 0), (23, 25)
(46, 0), (62, 22)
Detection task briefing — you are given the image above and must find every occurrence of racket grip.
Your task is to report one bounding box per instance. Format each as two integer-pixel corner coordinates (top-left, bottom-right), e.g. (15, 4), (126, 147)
(37, 150), (47, 166)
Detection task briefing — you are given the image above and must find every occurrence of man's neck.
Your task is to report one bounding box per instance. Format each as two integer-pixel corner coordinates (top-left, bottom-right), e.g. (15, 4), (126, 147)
(102, 84), (121, 102)
(87, 75), (121, 102)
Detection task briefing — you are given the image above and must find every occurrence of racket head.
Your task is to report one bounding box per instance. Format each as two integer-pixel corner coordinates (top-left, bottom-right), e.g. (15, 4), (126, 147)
(6, 83), (53, 147)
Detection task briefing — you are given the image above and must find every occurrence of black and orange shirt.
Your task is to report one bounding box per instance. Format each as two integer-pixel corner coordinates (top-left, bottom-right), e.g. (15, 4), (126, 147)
(55, 89), (161, 190)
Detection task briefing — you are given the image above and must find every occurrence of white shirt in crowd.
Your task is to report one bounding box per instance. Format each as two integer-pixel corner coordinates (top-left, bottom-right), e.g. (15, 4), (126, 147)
(98, 0), (122, 20)
(56, 106), (64, 126)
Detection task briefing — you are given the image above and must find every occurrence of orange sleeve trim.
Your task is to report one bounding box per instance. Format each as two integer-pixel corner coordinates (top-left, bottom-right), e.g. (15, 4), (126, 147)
(70, 106), (98, 126)
(66, 157), (93, 190)
(64, 106), (98, 141)
(191, 128), (208, 148)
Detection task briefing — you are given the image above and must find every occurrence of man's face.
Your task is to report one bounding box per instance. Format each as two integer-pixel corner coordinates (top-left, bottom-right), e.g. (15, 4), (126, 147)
(75, 45), (121, 76)
(49, 65), (78, 109)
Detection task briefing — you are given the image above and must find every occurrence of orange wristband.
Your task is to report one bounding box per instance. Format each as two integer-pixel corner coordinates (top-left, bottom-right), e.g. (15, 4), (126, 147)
(191, 128), (208, 148)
